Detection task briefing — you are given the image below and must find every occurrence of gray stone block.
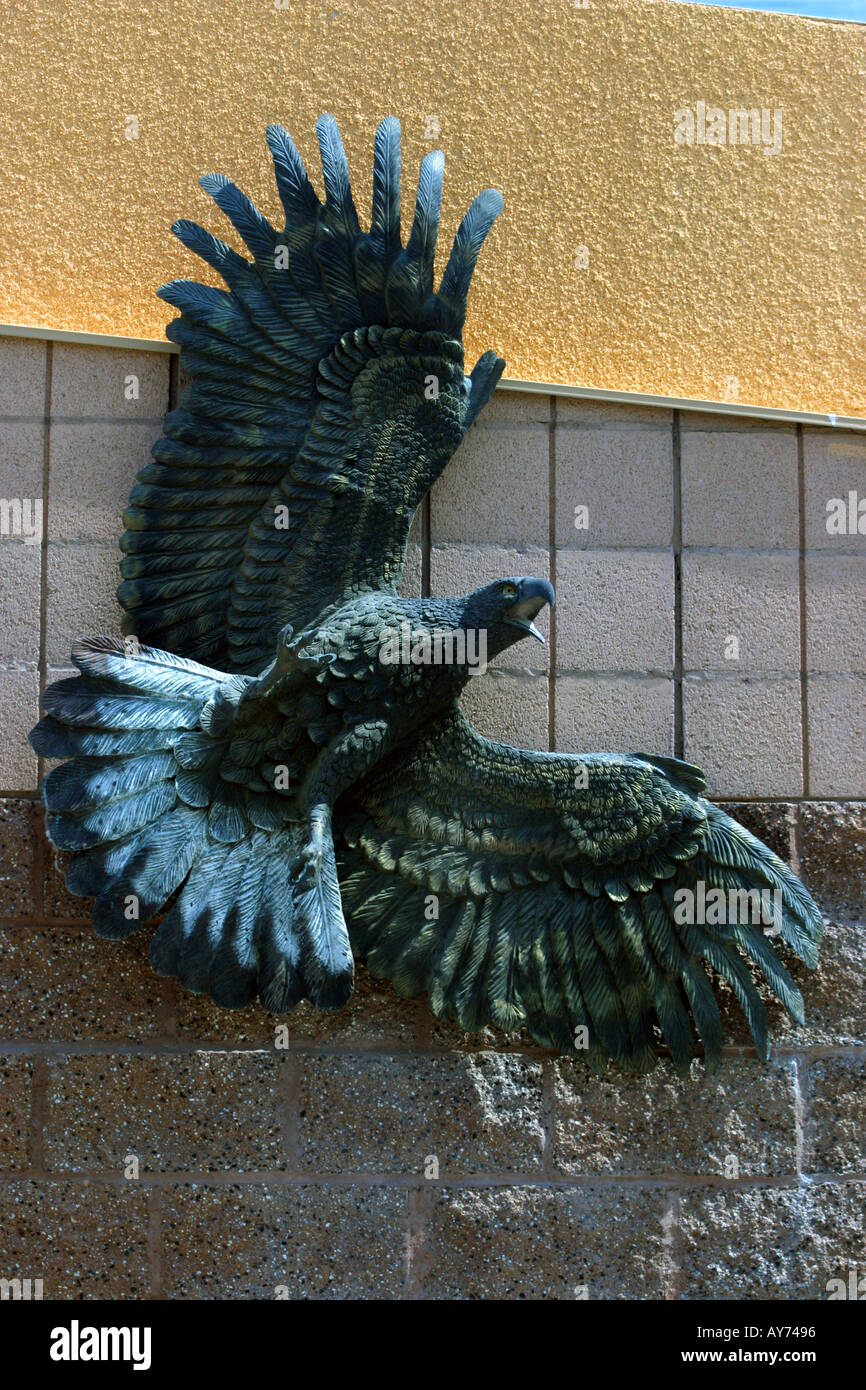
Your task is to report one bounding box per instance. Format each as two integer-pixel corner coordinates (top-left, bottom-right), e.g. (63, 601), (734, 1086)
(50, 344), (168, 419)
(807, 675), (866, 797)
(682, 550), (800, 673)
(805, 553), (866, 674)
(431, 426), (549, 545)
(555, 674), (674, 755)
(0, 422), (45, 522)
(556, 549), (674, 672)
(681, 427), (798, 548)
(803, 428), (866, 552)
(0, 542), (40, 664)
(0, 337), (46, 417)
(556, 426), (673, 547)
(49, 420), (156, 541)
(554, 1058), (797, 1177)
(0, 671), (39, 790)
(459, 670), (549, 749)
(46, 543), (123, 665)
(683, 675), (802, 797)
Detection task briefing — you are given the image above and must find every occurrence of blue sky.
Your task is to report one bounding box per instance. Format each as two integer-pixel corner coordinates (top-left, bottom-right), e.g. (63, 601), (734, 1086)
(678, 0), (864, 19)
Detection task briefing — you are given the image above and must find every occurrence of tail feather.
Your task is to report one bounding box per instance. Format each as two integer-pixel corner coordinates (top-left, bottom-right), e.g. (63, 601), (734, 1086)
(291, 832), (354, 1010)
(31, 644), (355, 1015)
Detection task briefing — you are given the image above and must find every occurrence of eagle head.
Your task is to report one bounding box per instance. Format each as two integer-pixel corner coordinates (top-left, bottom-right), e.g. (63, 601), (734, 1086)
(461, 576), (555, 658)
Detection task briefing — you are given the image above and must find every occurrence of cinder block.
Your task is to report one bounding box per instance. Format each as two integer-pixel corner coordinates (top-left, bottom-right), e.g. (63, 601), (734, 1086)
(0, 421), (44, 510)
(803, 428), (866, 552)
(161, 1184), (406, 1299)
(43, 1053), (284, 1173)
(46, 543), (123, 665)
(555, 550), (673, 672)
(0, 799), (41, 915)
(797, 801), (866, 920)
(430, 543), (550, 670)
(554, 1058), (797, 1177)
(0, 1058), (32, 1169)
(50, 344), (168, 419)
(0, 671), (40, 791)
(555, 426), (673, 547)
(459, 670), (549, 750)
(555, 675), (674, 755)
(398, 541), (422, 598)
(682, 551), (800, 674)
(807, 676), (866, 797)
(556, 397), (672, 429)
(297, 1053), (544, 1175)
(0, 927), (172, 1042)
(0, 1180), (150, 1298)
(49, 420), (156, 541)
(423, 1185), (667, 1299)
(803, 1056), (866, 1175)
(288, 968), (422, 1046)
(0, 541), (40, 664)
(789, 1183), (866, 1297)
(774, 918), (866, 1048)
(678, 1187), (806, 1299)
(0, 336), (46, 416)
(681, 428), (799, 548)
(681, 1183), (866, 1299)
(805, 553), (866, 674)
(430, 426), (549, 545)
(683, 675), (802, 797)
(481, 388), (550, 426)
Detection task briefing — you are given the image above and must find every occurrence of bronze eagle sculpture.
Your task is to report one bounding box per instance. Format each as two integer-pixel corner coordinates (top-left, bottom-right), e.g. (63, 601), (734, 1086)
(30, 115), (823, 1074)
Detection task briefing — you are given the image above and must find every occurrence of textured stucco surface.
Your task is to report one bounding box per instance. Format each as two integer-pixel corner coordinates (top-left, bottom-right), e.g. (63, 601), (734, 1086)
(1, 0), (864, 415)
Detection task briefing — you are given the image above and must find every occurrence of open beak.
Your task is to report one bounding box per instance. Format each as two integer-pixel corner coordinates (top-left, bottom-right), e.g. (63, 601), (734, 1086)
(503, 577), (555, 644)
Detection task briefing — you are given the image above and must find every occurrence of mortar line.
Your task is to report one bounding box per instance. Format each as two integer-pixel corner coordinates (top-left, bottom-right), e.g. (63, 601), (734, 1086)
(541, 1058), (556, 1176)
(28, 1055), (48, 1171)
(672, 409), (684, 759)
(662, 1188), (682, 1301)
(406, 1185), (428, 1299)
(1, 1037), (863, 1059)
(421, 493), (431, 599)
(147, 1187), (164, 1300)
(35, 341), (53, 802)
(281, 1046), (300, 1169)
(548, 395), (557, 752)
(2, 1170), (857, 1189)
(796, 423), (810, 798)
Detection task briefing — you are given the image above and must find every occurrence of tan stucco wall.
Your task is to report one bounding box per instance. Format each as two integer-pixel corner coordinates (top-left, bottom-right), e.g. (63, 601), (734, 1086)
(2, 0), (864, 416)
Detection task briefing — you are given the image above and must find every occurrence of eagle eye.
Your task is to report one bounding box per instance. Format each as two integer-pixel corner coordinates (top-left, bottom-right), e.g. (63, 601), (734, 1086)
(501, 582), (518, 600)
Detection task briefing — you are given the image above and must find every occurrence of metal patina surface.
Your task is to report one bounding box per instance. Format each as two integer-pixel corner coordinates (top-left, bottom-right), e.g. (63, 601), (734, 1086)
(30, 116), (823, 1073)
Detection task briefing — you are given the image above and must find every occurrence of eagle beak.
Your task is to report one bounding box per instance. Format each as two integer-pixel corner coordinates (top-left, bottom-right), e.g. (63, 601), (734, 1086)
(503, 577), (555, 644)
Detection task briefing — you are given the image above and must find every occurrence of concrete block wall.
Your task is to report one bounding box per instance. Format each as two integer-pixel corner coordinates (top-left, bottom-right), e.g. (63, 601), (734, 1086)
(0, 335), (864, 1300)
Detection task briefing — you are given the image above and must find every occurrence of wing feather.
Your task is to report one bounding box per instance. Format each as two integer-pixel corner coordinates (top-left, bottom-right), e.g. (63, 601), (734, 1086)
(119, 116), (504, 671)
(337, 707), (824, 1072)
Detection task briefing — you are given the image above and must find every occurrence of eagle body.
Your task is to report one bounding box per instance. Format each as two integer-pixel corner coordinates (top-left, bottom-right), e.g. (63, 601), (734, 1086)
(30, 114), (824, 1074)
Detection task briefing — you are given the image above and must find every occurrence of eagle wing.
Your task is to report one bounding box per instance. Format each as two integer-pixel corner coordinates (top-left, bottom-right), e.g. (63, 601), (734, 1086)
(119, 115), (504, 672)
(336, 707), (824, 1072)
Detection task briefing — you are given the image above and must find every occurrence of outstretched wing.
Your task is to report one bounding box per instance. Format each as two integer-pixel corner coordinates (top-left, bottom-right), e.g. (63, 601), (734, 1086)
(119, 115), (505, 672)
(336, 708), (824, 1073)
